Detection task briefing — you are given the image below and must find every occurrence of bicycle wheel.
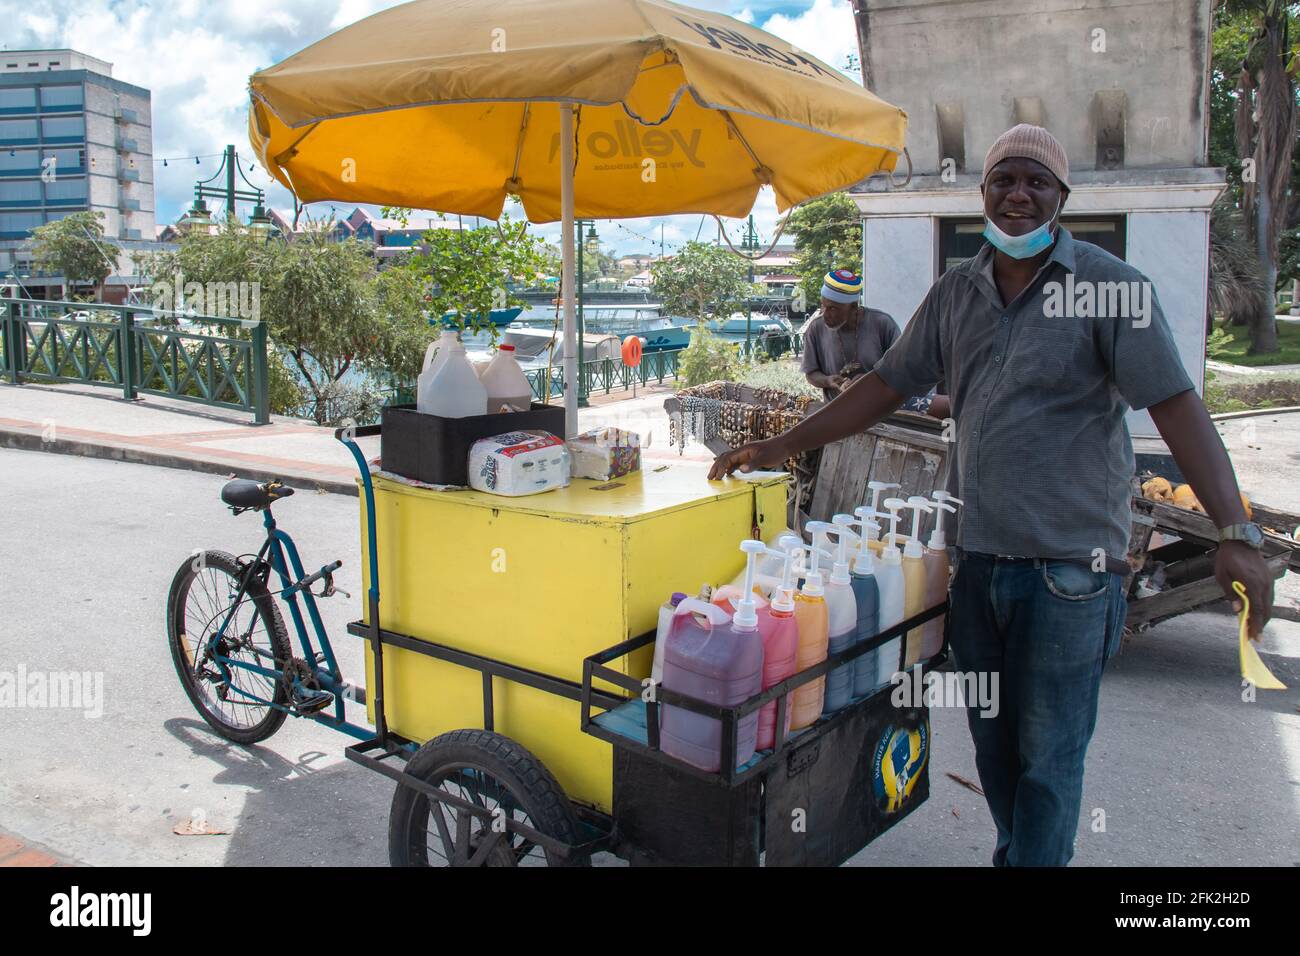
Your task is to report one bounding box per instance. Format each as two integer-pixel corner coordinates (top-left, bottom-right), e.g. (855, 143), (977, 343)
(388, 730), (589, 867)
(166, 549), (291, 745)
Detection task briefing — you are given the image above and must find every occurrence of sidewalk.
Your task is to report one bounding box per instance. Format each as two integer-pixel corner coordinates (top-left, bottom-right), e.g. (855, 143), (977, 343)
(0, 380), (711, 494)
(0, 828), (80, 867)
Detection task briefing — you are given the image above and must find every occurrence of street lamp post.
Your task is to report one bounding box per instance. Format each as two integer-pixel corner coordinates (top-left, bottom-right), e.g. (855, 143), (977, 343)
(577, 220), (599, 407)
(741, 214), (759, 359)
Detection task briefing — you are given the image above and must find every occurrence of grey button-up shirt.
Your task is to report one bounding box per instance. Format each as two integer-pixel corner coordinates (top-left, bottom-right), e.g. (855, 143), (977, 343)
(873, 229), (1194, 566)
(801, 307), (901, 402)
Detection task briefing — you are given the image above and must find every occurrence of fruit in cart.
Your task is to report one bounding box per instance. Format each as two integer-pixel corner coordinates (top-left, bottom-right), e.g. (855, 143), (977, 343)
(1141, 476), (1174, 502)
(1172, 483), (1204, 513)
(1167, 483), (1252, 519)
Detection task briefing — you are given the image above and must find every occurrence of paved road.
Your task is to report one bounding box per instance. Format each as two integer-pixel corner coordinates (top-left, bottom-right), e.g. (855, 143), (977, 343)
(0, 448), (1297, 866)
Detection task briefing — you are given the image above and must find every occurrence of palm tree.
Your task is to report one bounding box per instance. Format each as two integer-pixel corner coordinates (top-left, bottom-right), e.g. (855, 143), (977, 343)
(1227, 0), (1298, 353)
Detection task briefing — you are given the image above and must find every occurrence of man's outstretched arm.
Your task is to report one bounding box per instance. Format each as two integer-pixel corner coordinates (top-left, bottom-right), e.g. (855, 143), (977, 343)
(1148, 389), (1274, 637)
(708, 372), (907, 479)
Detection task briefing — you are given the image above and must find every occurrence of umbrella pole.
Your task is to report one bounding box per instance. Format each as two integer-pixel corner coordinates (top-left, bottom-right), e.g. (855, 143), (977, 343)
(560, 102), (578, 438)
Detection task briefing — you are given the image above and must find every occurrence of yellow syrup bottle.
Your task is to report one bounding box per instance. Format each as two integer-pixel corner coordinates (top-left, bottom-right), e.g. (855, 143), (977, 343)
(919, 492), (962, 661)
(791, 538), (830, 729)
(899, 496), (933, 669)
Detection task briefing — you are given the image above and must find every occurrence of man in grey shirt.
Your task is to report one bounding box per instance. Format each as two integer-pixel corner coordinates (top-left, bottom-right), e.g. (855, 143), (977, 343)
(800, 268), (900, 402)
(711, 125), (1274, 866)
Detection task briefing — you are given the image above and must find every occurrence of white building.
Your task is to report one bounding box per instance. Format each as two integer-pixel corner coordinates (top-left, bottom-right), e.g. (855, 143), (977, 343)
(849, 0), (1222, 435)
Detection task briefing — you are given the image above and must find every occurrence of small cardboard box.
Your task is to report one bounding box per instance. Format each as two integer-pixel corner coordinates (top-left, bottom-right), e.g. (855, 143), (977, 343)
(568, 427), (642, 481)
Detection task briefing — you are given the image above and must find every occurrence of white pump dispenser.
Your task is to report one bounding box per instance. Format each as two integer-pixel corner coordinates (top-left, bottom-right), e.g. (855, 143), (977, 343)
(851, 507), (882, 574)
(927, 492), (964, 550)
(881, 498), (907, 563)
(734, 540), (766, 630)
(867, 480), (901, 518)
(903, 496), (933, 560)
(768, 534), (802, 612)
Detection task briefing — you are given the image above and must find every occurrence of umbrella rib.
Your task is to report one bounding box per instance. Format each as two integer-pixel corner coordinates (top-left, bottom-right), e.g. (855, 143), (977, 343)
(508, 103), (531, 191)
(716, 108), (772, 186)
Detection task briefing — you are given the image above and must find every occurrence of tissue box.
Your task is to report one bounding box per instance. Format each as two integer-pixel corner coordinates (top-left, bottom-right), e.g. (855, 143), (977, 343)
(468, 430), (570, 497)
(568, 427), (642, 481)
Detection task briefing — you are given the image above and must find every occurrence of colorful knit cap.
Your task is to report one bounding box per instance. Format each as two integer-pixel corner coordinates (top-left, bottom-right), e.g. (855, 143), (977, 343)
(821, 269), (862, 304)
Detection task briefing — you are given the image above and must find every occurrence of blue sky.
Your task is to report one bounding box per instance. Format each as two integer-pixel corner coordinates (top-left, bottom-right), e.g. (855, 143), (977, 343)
(0, 0), (863, 256)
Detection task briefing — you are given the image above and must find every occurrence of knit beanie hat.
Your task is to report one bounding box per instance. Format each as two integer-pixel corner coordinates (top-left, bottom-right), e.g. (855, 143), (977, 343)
(982, 124), (1069, 189)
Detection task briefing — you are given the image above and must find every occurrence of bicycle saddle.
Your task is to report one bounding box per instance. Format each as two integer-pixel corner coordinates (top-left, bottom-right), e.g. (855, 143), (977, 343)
(221, 479), (295, 511)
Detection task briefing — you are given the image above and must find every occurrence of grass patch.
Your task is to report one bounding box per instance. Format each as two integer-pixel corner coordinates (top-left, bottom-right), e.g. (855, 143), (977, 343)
(1210, 320), (1300, 367)
(1203, 375), (1300, 413)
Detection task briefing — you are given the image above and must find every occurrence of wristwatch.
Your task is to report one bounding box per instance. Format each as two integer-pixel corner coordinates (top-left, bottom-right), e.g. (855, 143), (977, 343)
(1219, 522), (1265, 549)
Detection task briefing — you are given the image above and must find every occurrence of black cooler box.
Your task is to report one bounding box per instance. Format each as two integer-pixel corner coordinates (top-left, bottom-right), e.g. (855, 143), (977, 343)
(380, 402), (566, 487)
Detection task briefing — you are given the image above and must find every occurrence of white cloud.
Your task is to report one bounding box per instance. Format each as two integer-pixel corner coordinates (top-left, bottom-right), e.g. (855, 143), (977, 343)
(760, 0), (861, 83)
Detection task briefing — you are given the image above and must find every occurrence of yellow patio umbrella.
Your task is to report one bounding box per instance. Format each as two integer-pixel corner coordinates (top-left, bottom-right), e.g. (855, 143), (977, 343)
(249, 0), (908, 434)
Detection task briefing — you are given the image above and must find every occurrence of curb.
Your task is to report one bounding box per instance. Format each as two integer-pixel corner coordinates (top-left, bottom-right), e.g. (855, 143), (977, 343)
(0, 427), (360, 497)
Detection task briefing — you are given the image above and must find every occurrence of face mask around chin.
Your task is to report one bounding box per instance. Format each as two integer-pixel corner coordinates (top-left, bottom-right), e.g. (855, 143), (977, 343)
(983, 198), (1062, 259)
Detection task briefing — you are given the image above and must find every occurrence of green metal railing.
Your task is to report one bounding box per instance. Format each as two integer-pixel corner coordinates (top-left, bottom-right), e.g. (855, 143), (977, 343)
(1, 298), (269, 424)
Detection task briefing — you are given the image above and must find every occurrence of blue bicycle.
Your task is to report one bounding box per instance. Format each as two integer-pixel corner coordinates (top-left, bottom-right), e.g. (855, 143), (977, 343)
(165, 478), (358, 745)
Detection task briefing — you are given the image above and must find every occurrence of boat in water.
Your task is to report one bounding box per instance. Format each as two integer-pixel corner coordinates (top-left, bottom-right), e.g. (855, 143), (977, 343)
(437, 306), (525, 328)
(708, 311), (793, 336)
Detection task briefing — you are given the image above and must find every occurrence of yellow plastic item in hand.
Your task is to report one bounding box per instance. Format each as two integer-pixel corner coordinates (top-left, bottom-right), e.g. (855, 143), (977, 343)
(1231, 581), (1285, 690)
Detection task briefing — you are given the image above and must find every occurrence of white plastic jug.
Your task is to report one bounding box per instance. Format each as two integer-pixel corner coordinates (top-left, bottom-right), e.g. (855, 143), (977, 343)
(417, 337), (488, 418)
(417, 330), (464, 412)
(481, 344), (532, 414)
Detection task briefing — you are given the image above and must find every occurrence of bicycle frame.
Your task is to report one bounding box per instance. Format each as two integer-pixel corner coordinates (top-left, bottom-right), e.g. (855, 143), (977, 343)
(201, 507), (375, 741)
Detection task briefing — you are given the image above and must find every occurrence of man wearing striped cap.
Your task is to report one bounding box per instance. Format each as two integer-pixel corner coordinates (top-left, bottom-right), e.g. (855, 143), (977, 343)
(800, 269), (901, 403)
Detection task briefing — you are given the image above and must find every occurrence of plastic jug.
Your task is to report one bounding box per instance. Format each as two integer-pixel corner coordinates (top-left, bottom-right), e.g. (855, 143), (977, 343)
(920, 493), (961, 661)
(791, 538), (830, 729)
(650, 591), (688, 686)
(660, 597), (763, 772)
(754, 535), (800, 750)
(901, 496), (934, 668)
(809, 518), (858, 715)
(481, 344), (533, 414)
(417, 335), (488, 418)
(873, 499), (907, 690)
(849, 507), (882, 698)
(416, 329), (462, 411)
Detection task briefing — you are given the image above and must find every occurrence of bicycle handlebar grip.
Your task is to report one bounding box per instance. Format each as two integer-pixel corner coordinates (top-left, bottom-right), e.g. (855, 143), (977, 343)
(333, 424), (383, 442)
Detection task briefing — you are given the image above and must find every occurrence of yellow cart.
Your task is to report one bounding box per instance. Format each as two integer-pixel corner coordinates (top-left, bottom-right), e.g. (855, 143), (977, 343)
(334, 425), (942, 866)
(165, 424), (943, 868)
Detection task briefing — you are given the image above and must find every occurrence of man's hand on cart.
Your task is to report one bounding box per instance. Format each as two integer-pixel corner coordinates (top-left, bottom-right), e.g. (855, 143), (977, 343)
(709, 437), (790, 480)
(1216, 543), (1273, 640)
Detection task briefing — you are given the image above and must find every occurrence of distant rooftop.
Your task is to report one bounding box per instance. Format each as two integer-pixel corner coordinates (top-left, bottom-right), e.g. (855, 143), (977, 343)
(0, 49), (113, 77)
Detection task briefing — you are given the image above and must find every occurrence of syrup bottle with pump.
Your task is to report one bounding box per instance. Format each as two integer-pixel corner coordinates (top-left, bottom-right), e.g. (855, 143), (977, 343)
(659, 579), (763, 773)
(849, 506), (882, 699)
(901, 495), (934, 668)
(790, 538), (830, 728)
(754, 535), (801, 750)
(873, 498), (908, 691)
(863, 481), (900, 554)
(919, 493), (962, 661)
(808, 517), (859, 715)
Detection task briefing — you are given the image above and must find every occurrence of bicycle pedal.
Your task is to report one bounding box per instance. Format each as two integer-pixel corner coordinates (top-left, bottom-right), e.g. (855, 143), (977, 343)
(294, 690), (334, 715)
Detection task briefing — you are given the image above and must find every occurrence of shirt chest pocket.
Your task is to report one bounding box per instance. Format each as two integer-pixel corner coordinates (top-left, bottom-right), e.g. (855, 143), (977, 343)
(1008, 326), (1089, 389)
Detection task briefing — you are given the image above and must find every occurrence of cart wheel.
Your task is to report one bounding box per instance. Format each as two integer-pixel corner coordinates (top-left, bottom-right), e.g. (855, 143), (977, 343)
(388, 729), (589, 867)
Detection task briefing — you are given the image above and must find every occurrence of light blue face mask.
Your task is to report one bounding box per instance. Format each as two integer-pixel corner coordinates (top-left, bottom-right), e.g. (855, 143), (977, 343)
(983, 198), (1062, 259)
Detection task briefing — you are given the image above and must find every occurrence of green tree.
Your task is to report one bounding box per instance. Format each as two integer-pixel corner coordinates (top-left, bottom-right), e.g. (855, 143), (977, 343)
(393, 213), (549, 341)
(1214, 1), (1299, 351)
(27, 210), (112, 301)
(140, 218), (412, 424)
(784, 192), (862, 311)
(649, 240), (750, 322)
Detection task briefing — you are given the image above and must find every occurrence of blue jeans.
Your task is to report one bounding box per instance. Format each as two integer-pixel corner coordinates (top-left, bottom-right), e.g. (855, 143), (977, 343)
(947, 551), (1126, 867)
